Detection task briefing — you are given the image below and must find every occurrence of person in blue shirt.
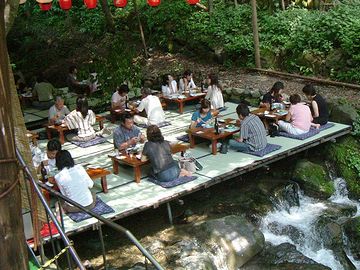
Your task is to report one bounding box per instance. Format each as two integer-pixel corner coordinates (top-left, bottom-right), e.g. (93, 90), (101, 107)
(190, 99), (213, 129)
(113, 112), (145, 150)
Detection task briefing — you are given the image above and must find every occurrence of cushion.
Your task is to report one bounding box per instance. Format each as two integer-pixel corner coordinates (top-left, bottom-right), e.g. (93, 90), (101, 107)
(319, 122), (335, 131)
(147, 175), (198, 188)
(136, 121), (171, 129)
(176, 134), (190, 143)
(66, 197), (115, 222)
(241, 143), (281, 157)
(71, 136), (107, 148)
(279, 128), (320, 140)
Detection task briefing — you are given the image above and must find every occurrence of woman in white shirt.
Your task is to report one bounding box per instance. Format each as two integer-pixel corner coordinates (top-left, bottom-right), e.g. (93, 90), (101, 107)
(55, 150), (95, 213)
(205, 73), (224, 110)
(65, 97), (96, 142)
(179, 70), (196, 93)
(161, 74), (178, 96)
(111, 84), (129, 109)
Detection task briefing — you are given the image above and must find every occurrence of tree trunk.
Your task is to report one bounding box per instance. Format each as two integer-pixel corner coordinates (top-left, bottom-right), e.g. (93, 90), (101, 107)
(100, 0), (115, 33)
(207, 0), (213, 13)
(0, 1), (29, 269)
(250, 0), (261, 68)
(280, 0), (285, 10)
(133, 0), (148, 58)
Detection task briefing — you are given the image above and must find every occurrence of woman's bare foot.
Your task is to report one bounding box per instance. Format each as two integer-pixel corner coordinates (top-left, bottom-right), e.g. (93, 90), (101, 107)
(180, 169), (192, 177)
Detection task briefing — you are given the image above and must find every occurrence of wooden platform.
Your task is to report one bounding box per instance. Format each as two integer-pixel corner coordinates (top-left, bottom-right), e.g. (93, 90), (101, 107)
(26, 102), (351, 239)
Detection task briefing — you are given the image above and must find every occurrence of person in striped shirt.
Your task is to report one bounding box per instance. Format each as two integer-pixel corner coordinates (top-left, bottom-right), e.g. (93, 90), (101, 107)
(64, 96), (96, 142)
(229, 103), (267, 152)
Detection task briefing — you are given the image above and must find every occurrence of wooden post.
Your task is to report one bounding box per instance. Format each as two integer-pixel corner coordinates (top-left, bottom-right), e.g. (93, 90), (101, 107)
(250, 0), (261, 68)
(133, 0), (149, 58)
(0, 1), (29, 269)
(280, 0), (285, 10)
(207, 0), (213, 13)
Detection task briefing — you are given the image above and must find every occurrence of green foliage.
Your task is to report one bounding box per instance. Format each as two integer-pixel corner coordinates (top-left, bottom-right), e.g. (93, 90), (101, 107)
(352, 114), (360, 138)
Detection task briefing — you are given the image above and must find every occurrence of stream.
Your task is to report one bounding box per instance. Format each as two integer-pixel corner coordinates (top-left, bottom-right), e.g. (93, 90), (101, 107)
(260, 177), (360, 270)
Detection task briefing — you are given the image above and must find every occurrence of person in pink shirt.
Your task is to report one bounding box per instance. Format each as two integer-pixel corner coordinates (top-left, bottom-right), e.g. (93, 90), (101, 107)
(278, 94), (319, 135)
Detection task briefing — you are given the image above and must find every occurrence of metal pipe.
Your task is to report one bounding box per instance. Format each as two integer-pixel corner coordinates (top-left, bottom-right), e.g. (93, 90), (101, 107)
(247, 68), (360, 90)
(166, 202), (173, 225)
(38, 183), (165, 270)
(97, 224), (107, 269)
(16, 148), (85, 270)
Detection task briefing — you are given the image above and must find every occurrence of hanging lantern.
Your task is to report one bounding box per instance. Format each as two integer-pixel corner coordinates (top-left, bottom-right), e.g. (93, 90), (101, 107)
(187, 0), (199, 4)
(114, 0), (127, 8)
(84, 0), (97, 9)
(59, 0), (72, 10)
(147, 0), (160, 7)
(39, 2), (52, 10)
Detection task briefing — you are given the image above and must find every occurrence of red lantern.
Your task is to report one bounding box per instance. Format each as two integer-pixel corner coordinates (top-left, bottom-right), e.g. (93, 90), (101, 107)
(59, 0), (72, 10)
(187, 0), (199, 4)
(84, 0), (97, 9)
(39, 2), (52, 10)
(114, 0), (127, 8)
(147, 0), (160, 7)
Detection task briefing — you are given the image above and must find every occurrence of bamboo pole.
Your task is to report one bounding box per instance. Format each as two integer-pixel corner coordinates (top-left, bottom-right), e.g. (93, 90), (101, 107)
(0, 2), (28, 269)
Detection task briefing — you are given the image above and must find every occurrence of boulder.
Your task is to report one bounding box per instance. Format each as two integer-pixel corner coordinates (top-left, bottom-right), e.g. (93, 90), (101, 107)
(328, 101), (358, 125)
(315, 214), (343, 249)
(324, 136), (360, 199)
(241, 243), (331, 270)
(293, 160), (334, 199)
(344, 217), (360, 260)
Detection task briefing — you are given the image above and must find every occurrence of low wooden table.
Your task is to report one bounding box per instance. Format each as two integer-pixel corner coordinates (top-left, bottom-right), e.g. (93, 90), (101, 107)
(188, 118), (240, 155)
(45, 115), (106, 144)
(251, 108), (288, 129)
(86, 168), (110, 193)
(110, 108), (137, 123)
(162, 92), (206, 114)
(108, 143), (189, 183)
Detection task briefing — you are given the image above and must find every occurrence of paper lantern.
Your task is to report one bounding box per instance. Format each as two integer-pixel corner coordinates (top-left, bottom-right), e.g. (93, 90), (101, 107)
(147, 0), (160, 7)
(114, 0), (127, 7)
(39, 2), (52, 10)
(187, 0), (199, 4)
(84, 0), (97, 9)
(59, 0), (72, 10)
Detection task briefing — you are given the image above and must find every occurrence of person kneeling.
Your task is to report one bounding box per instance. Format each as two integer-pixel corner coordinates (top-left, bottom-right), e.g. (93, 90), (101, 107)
(141, 125), (190, 182)
(54, 150), (96, 213)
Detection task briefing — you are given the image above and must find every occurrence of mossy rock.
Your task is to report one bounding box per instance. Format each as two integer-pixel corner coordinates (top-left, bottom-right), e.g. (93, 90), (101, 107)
(324, 135), (360, 199)
(292, 160), (334, 199)
(344, 217), (360, 260)
(328, 101), (358, 125)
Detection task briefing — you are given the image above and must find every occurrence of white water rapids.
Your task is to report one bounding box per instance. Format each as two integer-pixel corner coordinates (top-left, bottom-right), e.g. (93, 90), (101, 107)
(260, 177), (360, 270)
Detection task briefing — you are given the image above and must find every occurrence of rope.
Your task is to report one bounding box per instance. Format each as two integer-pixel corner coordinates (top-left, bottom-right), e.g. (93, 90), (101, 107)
(0, 177), (20, 199)
(39, 242), (73, 270)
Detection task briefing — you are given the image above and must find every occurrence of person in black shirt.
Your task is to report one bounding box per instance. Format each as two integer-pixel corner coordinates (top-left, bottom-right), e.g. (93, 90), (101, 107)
(141, 125), (191, 182)
(302, 84), (329, 125)
(260, 81), (284, 110)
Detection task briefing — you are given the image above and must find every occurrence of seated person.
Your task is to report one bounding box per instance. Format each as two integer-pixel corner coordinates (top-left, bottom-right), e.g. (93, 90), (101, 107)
(205, 73), (224, 110)
(190, 99), (213, 129)
(88, 69), (100, 93)
(141, 125), (191, 182)
(278, 94), (317, 135)
(32, 73), (55, 109)
(64, 96), (97, 142)
(134, 87), (166, 126)
(54, 150), (96, 213)
(111, 84), (129, 110)
(113, 112), (145, 150)
(34, 139), (62, 176)
(66, 65), (89, 95)
(48, 96), (70, 125)
(302, 84), (329, 125)
(260, 81), (284, 110)
(229, 103), (267, 152)
(179, 70), (196, 93)
(161, 74), (178, 96)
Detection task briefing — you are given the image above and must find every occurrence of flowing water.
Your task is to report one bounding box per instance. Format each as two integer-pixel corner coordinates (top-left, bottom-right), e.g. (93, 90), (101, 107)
(260, 177), (360, 270)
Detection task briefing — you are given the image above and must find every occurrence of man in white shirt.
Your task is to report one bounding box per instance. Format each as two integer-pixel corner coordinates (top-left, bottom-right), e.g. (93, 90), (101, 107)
(111, 84), (129, 109)
(134, 88), (166, 126)
(48, 96), (70, 125)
